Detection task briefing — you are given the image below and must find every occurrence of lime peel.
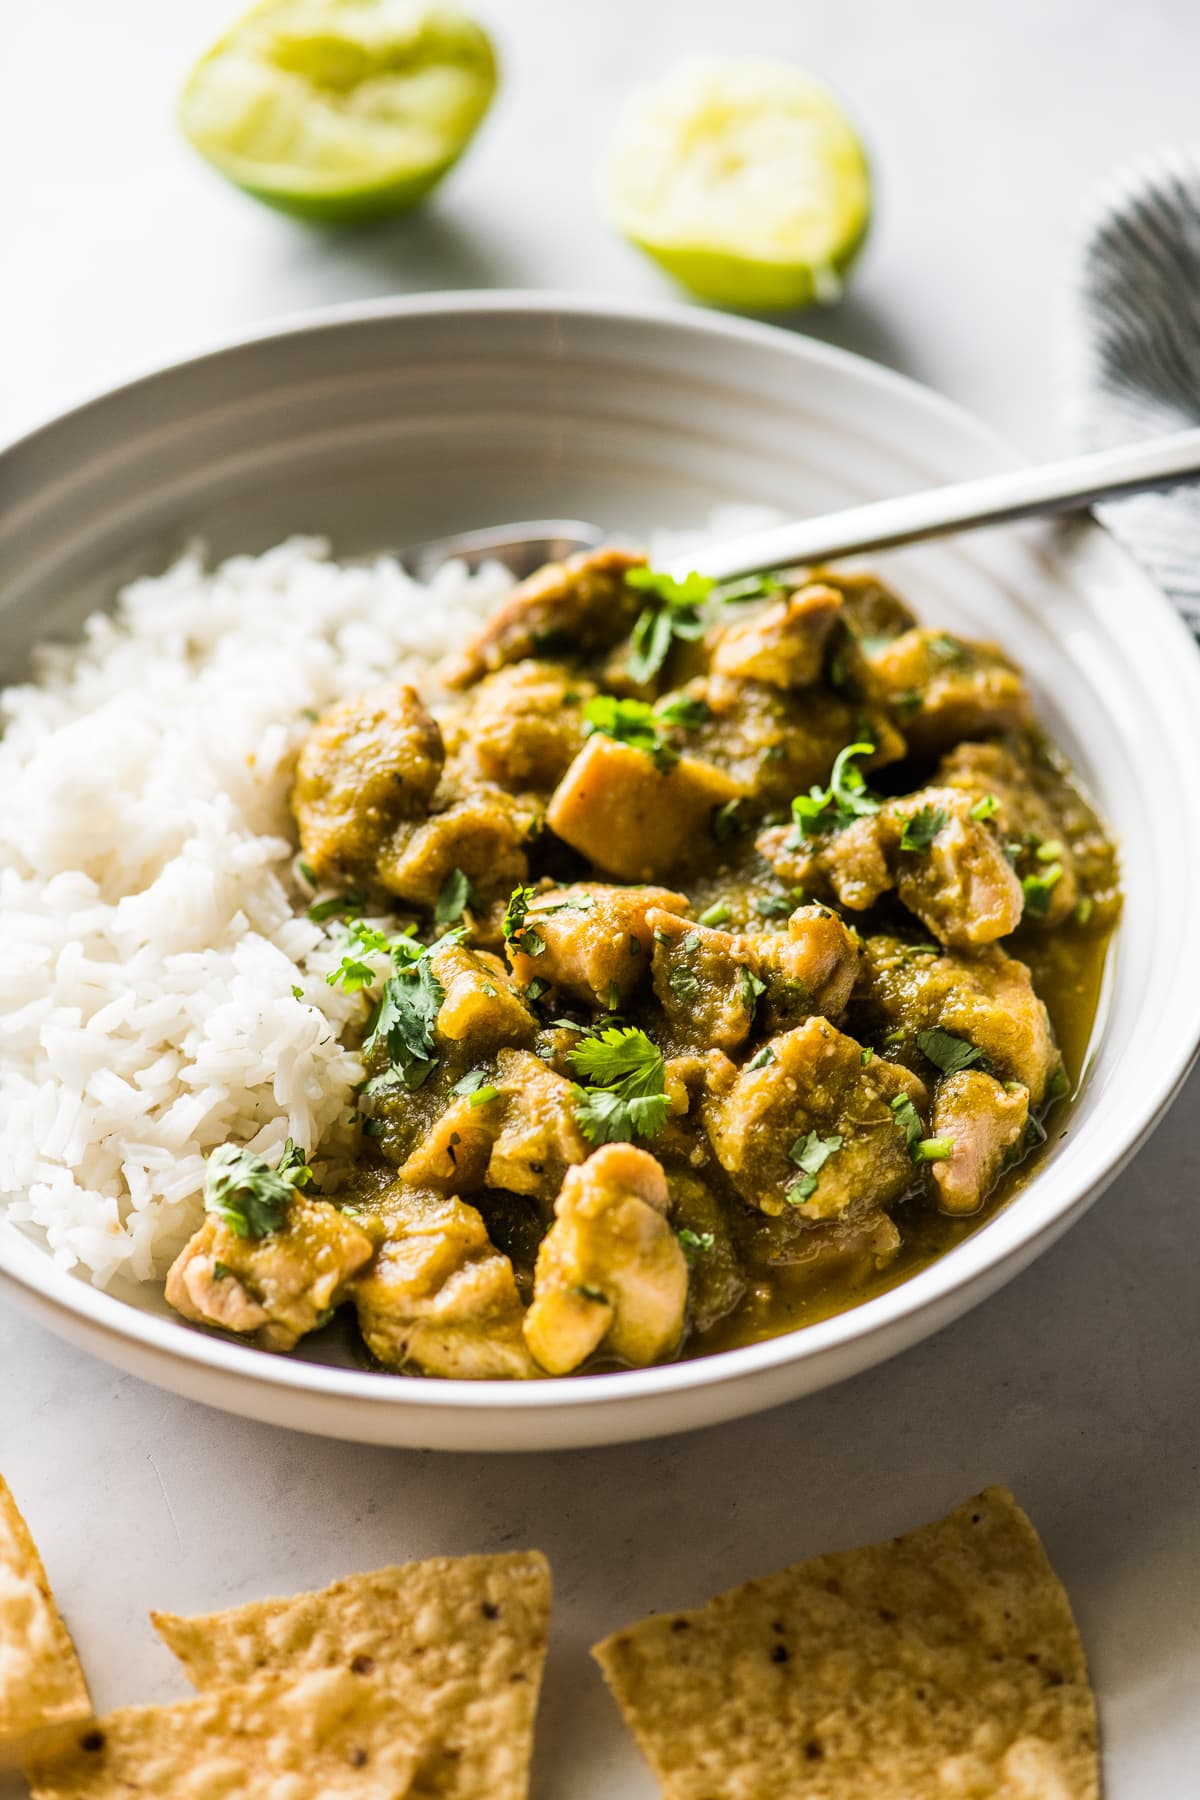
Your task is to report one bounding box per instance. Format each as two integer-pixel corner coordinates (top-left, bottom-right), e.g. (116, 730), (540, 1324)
(607, 56), (871, 311)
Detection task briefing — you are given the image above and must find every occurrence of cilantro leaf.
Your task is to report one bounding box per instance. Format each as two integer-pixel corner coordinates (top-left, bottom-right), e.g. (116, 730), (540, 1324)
(787, 741), (880, 844)
(656, 694), (711, 729)
(569, 1026), (668, 1145)
(713, 572), (786, 604)
(203, 1139), (312, 1240)
(898, 805), (947, 852)
(746, 1045), (776, 1071)
(890, 1093), (926, 1156)
(364, 943), (453, 1089)
(667, 964), (701, 1008)
(1022, 864), (1064, 917)
(503, 885), (544, 958)
(435, 866), (481, 926)
(625, 566), (714, 683)
(969, 793), (999, 821)
(785, 1130), (843, 1205)
(711, 798), (747, 843)
(583, 694), (677, 770)
(679, 1227), (715, 1263)
(739, 964), (766, 1017)
(915, 1027), (986, 1074)
(307, 886), (367, 924)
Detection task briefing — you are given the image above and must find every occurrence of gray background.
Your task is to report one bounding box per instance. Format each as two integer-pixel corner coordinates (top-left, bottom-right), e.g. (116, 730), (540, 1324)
(3, 1), (1199, 1792)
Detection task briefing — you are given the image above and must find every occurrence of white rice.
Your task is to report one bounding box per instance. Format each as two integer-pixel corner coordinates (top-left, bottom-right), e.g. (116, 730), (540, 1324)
(0, 538), (514, 1286)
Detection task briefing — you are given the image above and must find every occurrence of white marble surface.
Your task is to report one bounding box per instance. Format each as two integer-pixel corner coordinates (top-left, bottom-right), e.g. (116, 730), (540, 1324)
(4, 1), (1200, 1792)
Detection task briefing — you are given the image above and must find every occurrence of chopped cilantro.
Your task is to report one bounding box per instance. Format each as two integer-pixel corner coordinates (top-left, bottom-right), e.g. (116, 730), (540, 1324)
(713, 572), (785, 604)
(569, 1026), (668, 1145)
(326, 918), (414, 993)
(524, 976), (551, 1003)
(363, 938), (461, 1090)
(915, 1028), (986, 1074)
(969, 793), (999, 822)
(1073, 895), (1095, 926)
(291, 985), (304, 1001)
(307, 887), (366, 924)
(894, 690), (924, 719)
(435, 866), (481, 926)
(914, 1135), (955, 1163)
(884, 1027), (907, 1045)
(583, 694), (678, 770)
(297, 859), (318, 888)
(787, 741), (879, 843)
(785, 1130), (843, 1205)
(470, 1085), (500, 1107)
(754, 893), (793, 919)
(860, 1046), (875, 1066)
(203, 1139), (312, 1240)
(668, 964), (702, 1007)
(451, 1068), (489, 1096)
(898, 805), (947, 852)
(212, 1261), (232, 1280)
(625, 567), (713, 683)
(503, 885), (544, 958)
(679, 1227), (715, 1262)
(746, 1045), (776, 1071)
(1047, 1066), (1070, 1103)
(890, 1093), (926, 1157)
(698, 902), (732, 928)
(928, 632), (964, 662)
(711, 799), (747, 843)
(1035, 838), (1064, 862)
(739, 964), (766, 1016)
(656, 694), (711, 728)
(1021, 864), (1064, 917)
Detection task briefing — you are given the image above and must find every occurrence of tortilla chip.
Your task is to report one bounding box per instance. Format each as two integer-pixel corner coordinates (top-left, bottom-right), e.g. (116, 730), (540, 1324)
(0, 1476), (91, 1751)
(593, 1487), (1098, 1799)
(25, 1665), (426, 1799)
(152, 1550), (550, 1800)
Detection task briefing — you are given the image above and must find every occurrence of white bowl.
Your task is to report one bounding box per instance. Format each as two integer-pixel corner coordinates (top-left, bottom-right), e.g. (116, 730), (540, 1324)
(2, 293), (1198, 1451)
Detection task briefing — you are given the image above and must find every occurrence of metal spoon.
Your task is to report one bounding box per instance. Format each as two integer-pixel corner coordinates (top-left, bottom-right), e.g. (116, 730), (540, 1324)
(402, 428), (1200, 582)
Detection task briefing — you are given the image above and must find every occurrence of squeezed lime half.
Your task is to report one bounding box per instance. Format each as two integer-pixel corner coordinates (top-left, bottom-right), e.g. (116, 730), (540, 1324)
(180, 0), (498, 222)
(607, 57), (871, 311)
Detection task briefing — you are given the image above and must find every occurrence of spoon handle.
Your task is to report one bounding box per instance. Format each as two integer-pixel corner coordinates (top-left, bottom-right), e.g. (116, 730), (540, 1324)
(680, 427), (1200, 582)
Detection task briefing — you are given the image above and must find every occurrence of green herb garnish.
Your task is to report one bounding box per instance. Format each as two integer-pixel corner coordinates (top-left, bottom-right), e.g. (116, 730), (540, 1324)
(503, 885), (544, 958)
(915, 1027), (986, 1074)
(713, 572), (785, 604)
(787, 741), (879, 843)
(739, 964), (766, 1016)
(307, 886), (367, 924)
(435, 866), (481, 926)
(898, 805), (947, 852)
(913, 1136), (955, 1163)
(711, 799), (746, 844)
(625, 567), (713, 683)
(569, 1026), (668, 1145)
(1021, 864), (1064, 917)
(364, 933), (463, 1089)
(969, 793), (999, 822)
(667, 965), (702, 1007)
(785, 1130), (843, 1205)
(890, 1093), (926, 1157)
(203, 1138), (313, 1240)
(754, 893), (793, 919)
(656, 694), (711, 728)
(697, 901), (732, 928)
(746, 1045), (776, 1071)
(583, 694), (677, 771)
(678, 1227), (716, 1262)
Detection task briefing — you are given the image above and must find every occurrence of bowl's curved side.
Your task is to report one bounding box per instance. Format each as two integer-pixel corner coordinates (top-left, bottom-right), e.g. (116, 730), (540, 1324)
(2, 293), (1199, 1449)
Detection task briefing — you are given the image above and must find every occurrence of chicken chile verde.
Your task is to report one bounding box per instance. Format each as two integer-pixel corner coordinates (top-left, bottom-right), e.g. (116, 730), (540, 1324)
(165, 551), (1119, 1378)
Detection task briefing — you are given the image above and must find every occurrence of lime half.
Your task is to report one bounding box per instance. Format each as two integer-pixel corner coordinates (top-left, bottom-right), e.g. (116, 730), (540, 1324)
(607, 57), (871, 311)
(180, 0), (497, 222)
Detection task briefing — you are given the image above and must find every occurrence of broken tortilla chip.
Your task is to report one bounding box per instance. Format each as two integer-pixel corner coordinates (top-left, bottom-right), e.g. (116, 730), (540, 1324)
(152, 1549), (551, 1800)
(25, 1665), (426, 1799)
(0, 1476), (90, 1755)
(592, 1487), (1098, 1799)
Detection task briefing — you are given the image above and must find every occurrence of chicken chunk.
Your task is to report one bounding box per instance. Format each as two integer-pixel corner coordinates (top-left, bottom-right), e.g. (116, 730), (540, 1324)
(864, 628), (1031, 753)
(648, 907), (763, 1054)
(378, 786), (534, 909)
(929, 1071), (1030, 1215)
(442, 547), (647, 688)
(508, 882), (689, 1009)
(667, 1170), (746, 1335)
(165, 1197), (373, 1352)
(547, 734), (747, 882)
(444, 660), (596, 793)
(709, 583), (843, 688)
(430, 941), (537, 1058)
(702, 1019), (928, 1219)
(486, 1049), (589, 1205)
(826, 569), (917, 640)
(759, 789), (1024, 949)
(397, 1091), (502, 1195)
(937, 739), (1081, 927)
(353, 1184), (535, 1379)
(523, 1145), (688, 1374)
(753, 903), (862, 1026)
(292, 684), (444, 883)
(683, 675), (906, 806)
(856, 935), (1062, 1105)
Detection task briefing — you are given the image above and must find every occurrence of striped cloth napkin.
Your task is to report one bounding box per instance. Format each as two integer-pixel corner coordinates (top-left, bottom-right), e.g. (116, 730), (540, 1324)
(1067, 144), (1200, 636)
